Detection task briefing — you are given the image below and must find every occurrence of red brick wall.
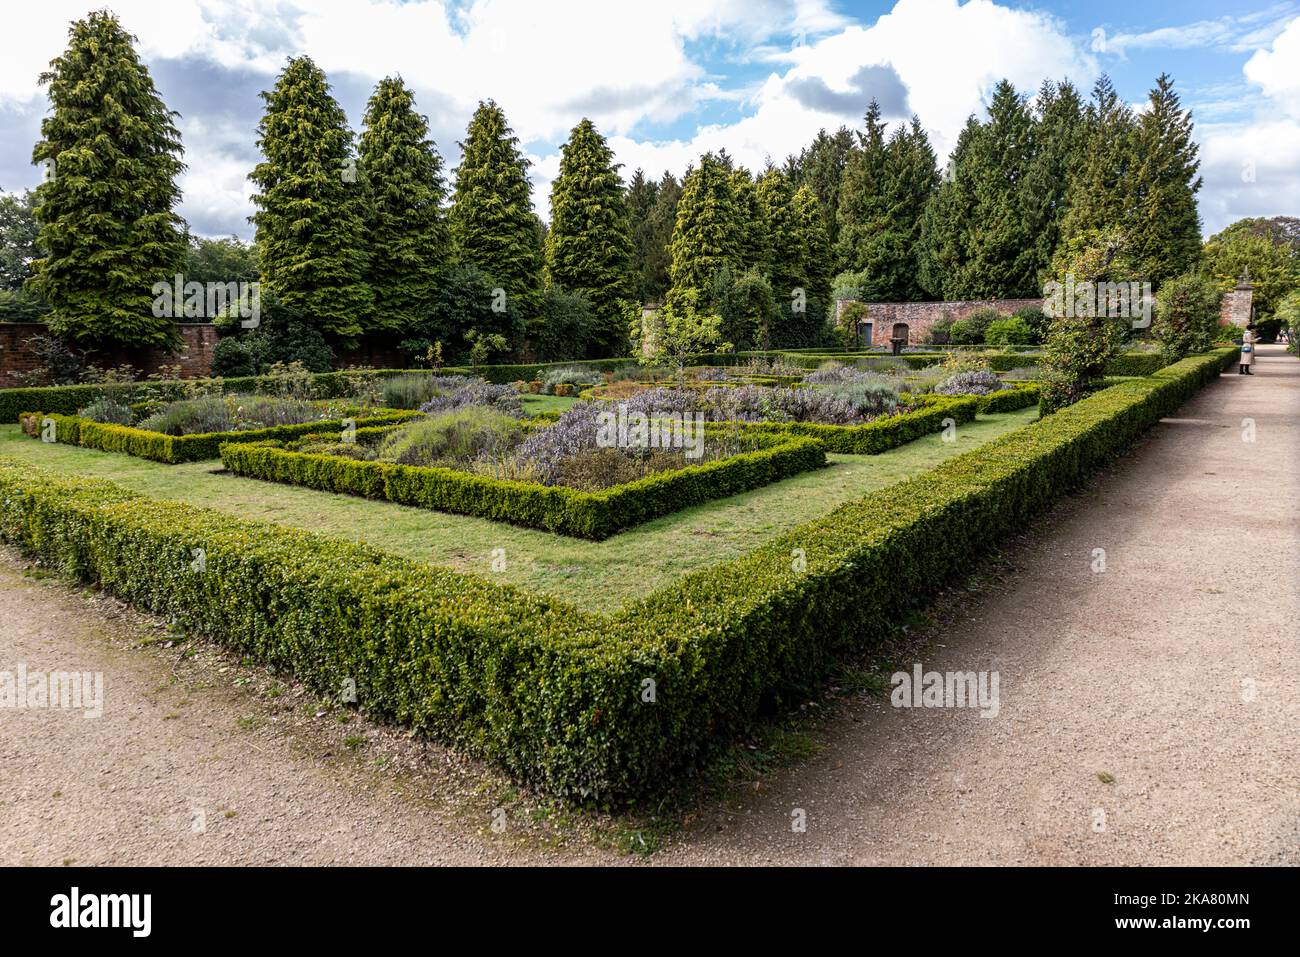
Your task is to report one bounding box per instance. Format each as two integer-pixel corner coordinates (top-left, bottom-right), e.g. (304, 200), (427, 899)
(834, 298), (1044, 346)
(0, 323), (218, 388)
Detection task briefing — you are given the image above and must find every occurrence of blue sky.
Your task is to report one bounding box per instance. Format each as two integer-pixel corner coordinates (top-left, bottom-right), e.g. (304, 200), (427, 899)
(2, 0), (1297, 239)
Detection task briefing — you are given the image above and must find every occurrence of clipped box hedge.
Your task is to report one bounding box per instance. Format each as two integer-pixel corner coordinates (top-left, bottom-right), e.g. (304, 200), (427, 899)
(221, 428), (826, 539)
(20, 410), (421, 463)
(708, 394), (977, 454)
(976, 382), (1041, 414)
(0, 347), (1236, 799)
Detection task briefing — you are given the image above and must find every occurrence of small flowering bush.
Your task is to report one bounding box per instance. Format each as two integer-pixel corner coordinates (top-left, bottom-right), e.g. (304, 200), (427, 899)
(934, 370), (1005, 396)
(78, 397), (134, 426)
(417, 376), (523, 417)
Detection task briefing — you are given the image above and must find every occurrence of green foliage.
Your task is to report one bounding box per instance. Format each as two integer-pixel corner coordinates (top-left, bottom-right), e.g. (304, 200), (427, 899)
(544, 119), (634, 340)
(712, 266), (776, 351)
(28, 12), (185, 348)
(721, 395), (975, 453)
(1201, 221), (1298, 320)
(449, 101), (543, 325)
(1, 351), (1232, 797)
(667, 153), (738, 307)
(223, 429), (823, 539)
(26, 408), (418, 463)
(985, 316), (1033, 345)
(528, 287), (599, 362)
(728, 168), (768, 271)
(786, 126), (855, 250)
(1153, 273), (1221, 361)
(358, 76), (449, 336)
(375, 407), (524, 467)
(0, 189), (43, 291)
(629, 171), (680, 305)
(631, 296), (731, 384)
(836, 108), (938, 300)
(209, 290), (334, 376)
(0, 289), (52, 322)
(183, 234), (258, 286)
(250, 57), (371, 343)
(1040, 230), (1141, 414)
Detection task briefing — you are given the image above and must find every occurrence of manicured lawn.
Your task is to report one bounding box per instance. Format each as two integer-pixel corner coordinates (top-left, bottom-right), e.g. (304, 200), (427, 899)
(519, 393), (578, 415)
(0, 405), (1038, 610)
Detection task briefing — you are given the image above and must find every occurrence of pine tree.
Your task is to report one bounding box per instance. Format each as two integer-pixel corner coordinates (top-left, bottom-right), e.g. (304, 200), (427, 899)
(29, 11), (185, 348)
(1058, 76), (1139, 253)
(449, 100), (543, 324)
(757, 168), (800, 303)
(638, 172), (680, 304)
(961, 79), (1037, 298)
(792, 183), (832, 312)
(1130, 74), (1203, 286)
(917, 116), (982, 299)
(358, 76), (448, 336)
(791, 127), (855, 251)
(729, 168), (769, 271)
(834, 101), (890, 275)
(1022, 80), (1085, 285)
(667, 153), (737, 307)
(544, 118), (634, 337)
(251, 56), (371, 343)
(627, 169), (659, 300)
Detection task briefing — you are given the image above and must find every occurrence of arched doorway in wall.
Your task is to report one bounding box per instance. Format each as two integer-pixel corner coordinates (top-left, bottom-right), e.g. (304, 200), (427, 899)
(891, 322), (909, 344)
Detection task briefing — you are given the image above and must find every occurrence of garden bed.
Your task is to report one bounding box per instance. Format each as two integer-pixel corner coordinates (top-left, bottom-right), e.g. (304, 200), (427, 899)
(0, 349), (1236, 800)
(220, 426), (826, 538)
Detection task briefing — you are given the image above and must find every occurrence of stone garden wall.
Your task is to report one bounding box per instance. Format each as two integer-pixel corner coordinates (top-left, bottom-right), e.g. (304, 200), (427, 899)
(0, 322), (219, 388)
(834, 298), (1044, 346)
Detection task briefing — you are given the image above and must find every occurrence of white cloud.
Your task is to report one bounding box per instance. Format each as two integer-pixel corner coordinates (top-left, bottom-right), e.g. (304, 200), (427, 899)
(1243, 15), (1300, 113)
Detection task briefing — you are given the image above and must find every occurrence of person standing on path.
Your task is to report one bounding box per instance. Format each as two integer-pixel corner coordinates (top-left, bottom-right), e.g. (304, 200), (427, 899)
(1240, 323), (1256, 374)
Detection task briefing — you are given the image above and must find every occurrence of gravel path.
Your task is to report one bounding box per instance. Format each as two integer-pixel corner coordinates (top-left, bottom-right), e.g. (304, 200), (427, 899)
(2, 346), (1295, 866)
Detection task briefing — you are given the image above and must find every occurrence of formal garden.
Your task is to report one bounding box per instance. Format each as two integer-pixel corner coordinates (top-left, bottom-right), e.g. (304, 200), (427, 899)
(0, 11), (1287, 806)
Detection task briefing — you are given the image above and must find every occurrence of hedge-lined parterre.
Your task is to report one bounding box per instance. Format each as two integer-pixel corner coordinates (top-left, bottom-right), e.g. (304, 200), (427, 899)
(221, 427), (827, 539)
(18, 409), (422, 463)
(0, 348), (1236, 799)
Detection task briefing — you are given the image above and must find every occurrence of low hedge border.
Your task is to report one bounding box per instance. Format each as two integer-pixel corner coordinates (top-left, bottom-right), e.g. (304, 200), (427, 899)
(0, 348), (1236, 799)
(715, 395), (977, 454)
(976, 382), (1041, 414)
(0, 351), (1161, 420)
(221, 428), (827, 539)
(19, 410), (421, 463)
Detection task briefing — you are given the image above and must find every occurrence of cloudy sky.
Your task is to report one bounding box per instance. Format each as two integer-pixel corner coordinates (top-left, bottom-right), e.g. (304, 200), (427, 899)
(2, 0), (1296, 239)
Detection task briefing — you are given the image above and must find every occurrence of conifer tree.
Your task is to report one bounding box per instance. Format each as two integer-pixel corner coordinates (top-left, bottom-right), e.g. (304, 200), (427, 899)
(791, 126), (855, 250)
(1129, 74), (1203, 286)
(917, 116), (981, 299)
(251, 56), (371, 343)
(544, 118), (634, 331)
(358, 76), (448, 336)
(961, 79), (1037, 298)
(792, 183), (832, 312)
(667, 153), (738, 307)
(1022, 80), (1086, 285)
(834, 101), (890, 275)
(449, 100), (543, 323)
(1058, 76), (1139, 254)
(627, 169), (658, 299)
(729, 168), (769, 271)
(29, 11), (186, 348)
(757, 168), (800, 302)
(636, 172), (681, 304)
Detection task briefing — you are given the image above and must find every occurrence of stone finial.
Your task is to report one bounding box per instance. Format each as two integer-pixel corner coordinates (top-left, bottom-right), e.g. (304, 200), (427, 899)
(1237, 268), (1252, 289)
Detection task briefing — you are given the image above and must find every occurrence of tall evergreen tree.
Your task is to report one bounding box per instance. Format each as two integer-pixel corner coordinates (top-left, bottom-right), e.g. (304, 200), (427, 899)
(357, 76), (448, 336)
(637, 172), (681, 304)
(251, 56), (371, 343)
(627, 168), (658, 300)
(544, 118), (634, 348)
(667, 153), (738, 307)
(1129, 73), (1203, 286)
(449, 100), (543, 323)
(834, 101), (890, 275)
(960, 79), (1038, 298)
(791, 126), (855, 251)
(729, 168), (769, 271)
(1022, 79), (1085, 284)
(757, 168), (800, 301)
(1058, 75), (1139, 255)
(917, 116), (982, 300)
(29, 11), (185, 348)
(792, 183), (832, 312)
